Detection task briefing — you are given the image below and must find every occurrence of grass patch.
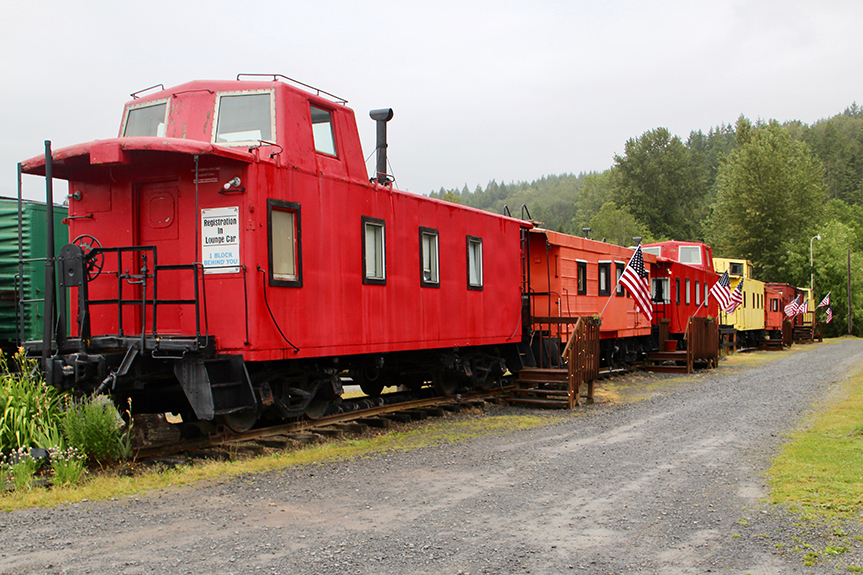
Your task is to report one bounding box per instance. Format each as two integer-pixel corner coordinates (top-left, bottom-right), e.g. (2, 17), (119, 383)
(768, 365), (863, 519)
(0, 411), (557, 511)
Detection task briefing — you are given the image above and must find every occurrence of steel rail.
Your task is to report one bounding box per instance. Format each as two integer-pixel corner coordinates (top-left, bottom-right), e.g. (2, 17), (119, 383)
(134, 386), (512, 459)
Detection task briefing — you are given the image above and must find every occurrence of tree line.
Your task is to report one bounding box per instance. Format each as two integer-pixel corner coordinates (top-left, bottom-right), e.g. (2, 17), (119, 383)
(428, 105), (863, 337)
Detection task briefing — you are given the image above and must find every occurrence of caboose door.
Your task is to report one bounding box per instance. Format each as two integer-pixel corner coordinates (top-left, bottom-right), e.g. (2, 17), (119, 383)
(134, 180), (191, 335)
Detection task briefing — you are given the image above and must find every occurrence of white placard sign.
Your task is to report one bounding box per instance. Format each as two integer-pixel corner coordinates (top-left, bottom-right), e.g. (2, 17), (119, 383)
(201, 206), (240, 273)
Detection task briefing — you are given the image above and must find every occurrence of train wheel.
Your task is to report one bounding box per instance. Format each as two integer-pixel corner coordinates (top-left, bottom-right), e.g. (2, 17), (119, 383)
(359, 381), (385, 397)
(304, 399), (329, 420)
(432, 372), (457, 396)
(217, 410), (258, 433)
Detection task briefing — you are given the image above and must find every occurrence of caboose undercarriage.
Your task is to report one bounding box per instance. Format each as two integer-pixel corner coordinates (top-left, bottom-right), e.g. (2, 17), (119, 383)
(29, 332), (512, 432)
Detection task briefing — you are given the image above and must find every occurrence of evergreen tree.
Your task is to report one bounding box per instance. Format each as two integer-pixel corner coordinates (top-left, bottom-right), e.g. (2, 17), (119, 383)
(706, 119), (826, 282)
(613, 128), (709, 240)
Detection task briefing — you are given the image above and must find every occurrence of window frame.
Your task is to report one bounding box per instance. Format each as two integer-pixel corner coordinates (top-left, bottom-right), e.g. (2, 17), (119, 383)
(577, 261), (587, 295)
(212, 89), (276, 147)
(678, 245), (703, 266)
(598, 262), (611, 297)
(122, 99), (170, 137)
(467, 235), (483, 291)
(362, 216), (387, 285)
(652, 277), (670, 303)
(685, 278), (691, 305)
(615, 262), (626, 297)
(267, 199), (302, 287)
(419, 227), (440, 288)
(695, 280), (701, 305)
(675, 277), (681, 305)
(310, 104), (338, 157)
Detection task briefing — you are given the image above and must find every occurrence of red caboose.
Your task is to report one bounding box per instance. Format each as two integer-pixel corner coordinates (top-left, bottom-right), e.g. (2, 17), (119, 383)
(765, 282), (799, 344)
(21, 76), (527, 427)
(525, 229), (657, 366)
(642, 241), (719, 340)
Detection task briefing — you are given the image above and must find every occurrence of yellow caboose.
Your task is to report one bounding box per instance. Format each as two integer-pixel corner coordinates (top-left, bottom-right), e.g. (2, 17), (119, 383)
(713, 257), (766, 347)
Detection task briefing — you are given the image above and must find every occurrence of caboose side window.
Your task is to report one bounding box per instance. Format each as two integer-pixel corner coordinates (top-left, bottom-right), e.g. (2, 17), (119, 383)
(123, 101), (168, 137)
(362, 217), (386, 285)
(675, 278), (681, 305)
(420, 227), (439, 287)
(577, 261), (587, 295)
(695, 280), (700, 305)
(214, 92), (273, 144)
(467, 236), (483, 290)
(598, 262), (611, 296)
(729, 262), (744, 276)
(678, 245), (702, 266)
(685, 278), (691, 305)
(311, 106), (337, 156)
(652, 277), (669, 303)
(704, 283), (709, 305)
(615, 262), (625, 296)
(268, 199), (302, 287)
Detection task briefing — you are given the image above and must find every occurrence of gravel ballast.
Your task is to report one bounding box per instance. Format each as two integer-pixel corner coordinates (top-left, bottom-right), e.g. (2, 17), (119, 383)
(2, 339), (863, 574)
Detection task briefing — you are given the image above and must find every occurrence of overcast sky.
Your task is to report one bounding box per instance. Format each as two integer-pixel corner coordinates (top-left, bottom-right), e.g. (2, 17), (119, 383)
(3, 0), (862, 202)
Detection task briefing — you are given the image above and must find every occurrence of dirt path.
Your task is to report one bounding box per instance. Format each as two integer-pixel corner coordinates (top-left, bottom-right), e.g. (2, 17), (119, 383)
(2, 340), (863, 574)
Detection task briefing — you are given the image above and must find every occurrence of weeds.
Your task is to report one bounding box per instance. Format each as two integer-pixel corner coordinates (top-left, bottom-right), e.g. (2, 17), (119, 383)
(0, 349), (61, 453)
(7, 447), (39, 491)
(61, 395), (131, 467)
(48, 446), (86, 487)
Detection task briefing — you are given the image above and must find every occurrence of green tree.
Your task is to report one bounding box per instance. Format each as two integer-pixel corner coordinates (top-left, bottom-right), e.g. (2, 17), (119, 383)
(588, 201), (649, 246)
(706, 119), (826, 282)
(806, 220), (863, 336)
(439, 190), (462, 204)
(613, 127), (708, 240)
(572, 169), (619, 232)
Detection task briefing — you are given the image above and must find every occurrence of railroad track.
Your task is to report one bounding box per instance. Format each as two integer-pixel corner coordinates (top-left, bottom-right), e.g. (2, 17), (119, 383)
(134, 386), (513, 460)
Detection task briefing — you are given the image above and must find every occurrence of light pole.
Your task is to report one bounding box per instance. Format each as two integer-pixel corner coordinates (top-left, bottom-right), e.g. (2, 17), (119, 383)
(810, 233), (821, 294)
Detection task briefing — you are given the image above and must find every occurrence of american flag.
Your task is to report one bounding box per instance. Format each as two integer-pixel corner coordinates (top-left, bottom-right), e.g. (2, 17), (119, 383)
(727, 278), (744, 313)
(826, 306), (833, 324)
(710, 271), (732, 312)
(620, 245), (652, 321)
(797, 297), (809, 316)
(818, 292), (830, 308)
(785, 294), (802, 317)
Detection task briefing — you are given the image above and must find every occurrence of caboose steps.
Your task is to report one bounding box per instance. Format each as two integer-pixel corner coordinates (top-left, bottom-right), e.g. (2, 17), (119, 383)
(793, 325), (815, 344)
(642, 350), (691, 373)
(507, 367), (592, 409)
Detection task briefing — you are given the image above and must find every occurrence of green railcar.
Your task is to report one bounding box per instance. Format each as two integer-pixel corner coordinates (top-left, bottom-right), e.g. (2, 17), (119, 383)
(0, 197), (68, 351)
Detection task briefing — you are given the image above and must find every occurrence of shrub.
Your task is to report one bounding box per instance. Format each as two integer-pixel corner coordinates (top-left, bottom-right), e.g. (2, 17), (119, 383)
(61, 395), (132, 466)
(7, 447), (39, 491)
(0, 349), (62, 454)
(48, 446), (86, 487)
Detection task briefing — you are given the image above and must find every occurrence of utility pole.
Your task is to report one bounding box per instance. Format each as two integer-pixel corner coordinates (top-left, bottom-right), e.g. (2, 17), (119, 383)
(849, 248), (853, 336)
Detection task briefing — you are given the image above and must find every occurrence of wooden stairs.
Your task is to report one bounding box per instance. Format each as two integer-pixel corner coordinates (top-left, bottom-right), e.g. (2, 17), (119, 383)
(643, 349), (692, 373)
(509, 367), (593, 409)
(507, 317), (600, 409)
(642, 317), (718, 374)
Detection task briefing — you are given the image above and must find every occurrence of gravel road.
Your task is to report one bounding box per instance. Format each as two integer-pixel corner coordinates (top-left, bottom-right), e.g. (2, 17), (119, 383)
(2, 339), (863, 574)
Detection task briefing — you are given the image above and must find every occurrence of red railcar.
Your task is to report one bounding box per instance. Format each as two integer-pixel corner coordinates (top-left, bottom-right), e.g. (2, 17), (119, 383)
(21, 77), (527, 427)
(642, 241), (720, 340)
(525, 229), (657, 366)
(765, 282), (802, 337)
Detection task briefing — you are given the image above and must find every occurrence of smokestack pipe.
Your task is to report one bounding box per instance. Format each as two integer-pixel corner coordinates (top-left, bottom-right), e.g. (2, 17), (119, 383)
(369, 108), (393, 185)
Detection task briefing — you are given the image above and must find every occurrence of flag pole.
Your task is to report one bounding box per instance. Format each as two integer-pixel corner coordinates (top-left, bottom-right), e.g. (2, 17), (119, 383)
(599, 275), (623, 317)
